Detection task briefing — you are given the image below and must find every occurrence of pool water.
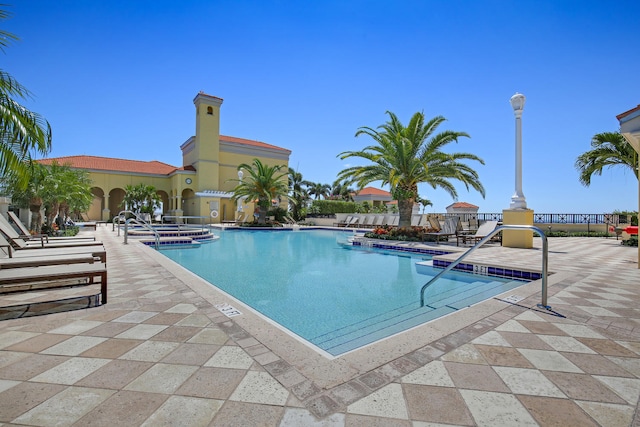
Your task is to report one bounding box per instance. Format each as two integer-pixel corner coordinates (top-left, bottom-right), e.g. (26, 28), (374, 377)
(159, 229), (525, 355)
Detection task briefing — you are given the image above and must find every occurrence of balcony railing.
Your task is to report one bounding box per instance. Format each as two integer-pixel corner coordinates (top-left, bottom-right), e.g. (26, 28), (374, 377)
(437, 213), (629, 226)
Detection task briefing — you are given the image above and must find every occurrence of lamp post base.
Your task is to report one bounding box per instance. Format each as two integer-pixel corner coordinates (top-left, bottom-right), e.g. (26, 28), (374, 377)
(502, 208), (534, 248)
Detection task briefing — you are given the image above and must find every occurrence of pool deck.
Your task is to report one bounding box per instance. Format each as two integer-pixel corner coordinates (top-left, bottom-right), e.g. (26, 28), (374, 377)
(0, 226), (639, 426)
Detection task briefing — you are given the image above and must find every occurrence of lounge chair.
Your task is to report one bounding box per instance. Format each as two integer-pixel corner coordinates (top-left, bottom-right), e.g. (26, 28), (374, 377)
(372, 215), (385, 227)
(334, 215), (353, 227)
(423, 217), (461, 244)
(346, 216), (361, 228)
(0, 234), (106, 263)
(411, 215), (421, 227)
(6, 212), (96, 242)
(0, 262), (108, 304)
(456, 220), (499, 246)
(360, 216), (375, 228)
(0, 220), (103, 250)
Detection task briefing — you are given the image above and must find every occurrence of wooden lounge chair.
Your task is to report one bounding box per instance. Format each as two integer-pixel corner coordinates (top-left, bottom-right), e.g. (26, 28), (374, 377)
(7, 212), (96, 242)
(0, 234), (106, 263)
(456, 220), (499, 246)
(0, 262), (108, 304)
(0, 221), (103, 250)
(0, 252), (97, 269)
(423, 217), (461, 244)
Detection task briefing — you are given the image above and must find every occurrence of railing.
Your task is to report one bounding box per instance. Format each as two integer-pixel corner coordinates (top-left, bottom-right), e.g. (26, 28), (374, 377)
(112, 210), (160, 249)
(419, 225), (550, 310)
(161, 215), (209, 230)
(435, 212), (627, 226)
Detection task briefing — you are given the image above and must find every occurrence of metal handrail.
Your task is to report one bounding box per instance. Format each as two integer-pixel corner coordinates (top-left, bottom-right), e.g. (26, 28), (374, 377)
(420, 225), (550, 310)
(113, 210), (160, 249)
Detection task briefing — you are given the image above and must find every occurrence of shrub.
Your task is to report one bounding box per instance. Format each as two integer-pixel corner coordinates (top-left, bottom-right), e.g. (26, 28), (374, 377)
(310, 200), (358, 215)
(622, 236), (638, 247)
(364, 225), (437, 242)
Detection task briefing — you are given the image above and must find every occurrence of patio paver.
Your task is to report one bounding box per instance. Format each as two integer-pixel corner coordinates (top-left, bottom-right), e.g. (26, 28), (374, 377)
(0, 226), (638, 425)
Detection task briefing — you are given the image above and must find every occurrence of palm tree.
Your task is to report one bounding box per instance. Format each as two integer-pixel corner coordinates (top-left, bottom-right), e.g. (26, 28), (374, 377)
(337, 111), (485, 227)
(0, 7), (52, 189)
(288, 167), (311, 221)
(575, 131), (639, 186)
(121, 183), (162, 216)
(231, 159), (289, 224)
(330, 179), (355, 201)
(417, 197), (433, 214)
(4, 161), (93, 232)
(307, 182), (331, 200)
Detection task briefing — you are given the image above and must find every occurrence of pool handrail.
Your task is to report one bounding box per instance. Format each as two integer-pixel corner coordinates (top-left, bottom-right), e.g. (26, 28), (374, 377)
(112, 210), (160, 249)
(419, 224), (550, 310)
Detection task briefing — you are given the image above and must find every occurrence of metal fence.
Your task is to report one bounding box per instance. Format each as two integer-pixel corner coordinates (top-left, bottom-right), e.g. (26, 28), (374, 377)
(439, 213), (630, 226)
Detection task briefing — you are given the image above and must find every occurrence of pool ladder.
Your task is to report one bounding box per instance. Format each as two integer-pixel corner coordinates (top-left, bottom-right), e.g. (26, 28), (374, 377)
(420, 225), (550, 310)
(113, 210), (161, 250)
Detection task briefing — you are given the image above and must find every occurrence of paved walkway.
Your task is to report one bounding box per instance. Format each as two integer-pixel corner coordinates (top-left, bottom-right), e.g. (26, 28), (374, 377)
(0, 226), (639, 426)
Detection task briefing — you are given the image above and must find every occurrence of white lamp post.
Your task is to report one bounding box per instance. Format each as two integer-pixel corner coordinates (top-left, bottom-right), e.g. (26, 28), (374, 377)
(510, 92), (527, 209)
(237, 170), (244, 212)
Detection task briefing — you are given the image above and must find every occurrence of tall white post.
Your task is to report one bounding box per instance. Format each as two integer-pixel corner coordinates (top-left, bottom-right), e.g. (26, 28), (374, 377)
(510, 92), (527, 209)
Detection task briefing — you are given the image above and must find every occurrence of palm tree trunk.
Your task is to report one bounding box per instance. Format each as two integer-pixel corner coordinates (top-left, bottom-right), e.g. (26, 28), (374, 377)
(398, 198), (414, 227)
(28, 201), (42, 233)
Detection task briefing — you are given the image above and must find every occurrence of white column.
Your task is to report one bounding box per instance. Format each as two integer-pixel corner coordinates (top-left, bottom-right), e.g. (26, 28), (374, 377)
(510, 92), (527, 209)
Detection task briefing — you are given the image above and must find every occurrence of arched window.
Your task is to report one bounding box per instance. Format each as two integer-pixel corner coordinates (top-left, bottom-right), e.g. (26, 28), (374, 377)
(207, 106), (213, 115)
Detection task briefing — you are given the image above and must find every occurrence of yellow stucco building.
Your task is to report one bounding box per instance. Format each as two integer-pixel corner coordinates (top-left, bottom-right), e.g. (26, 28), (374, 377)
(38, 92), (291, 223)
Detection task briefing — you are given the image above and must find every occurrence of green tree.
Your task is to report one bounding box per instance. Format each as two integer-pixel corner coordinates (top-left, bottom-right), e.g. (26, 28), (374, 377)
(5, 161), (93, 232)
(121, 183), (161, 216)
(0, 7), (52, 189)
(231, 159), (289, 224)
(575, 131), (639, 186)
(337, 111), (485, 227)
(288, 167), (311, 221)
(330, 179), (354, 201)
(417, 197), (433, 213)
(39, 161), (93, 226)
(307, 182), (331, 200)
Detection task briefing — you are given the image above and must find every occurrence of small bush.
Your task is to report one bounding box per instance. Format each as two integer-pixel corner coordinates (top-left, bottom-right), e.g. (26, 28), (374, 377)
(622, 236), (638, 247)
(364, 225), (437, 242)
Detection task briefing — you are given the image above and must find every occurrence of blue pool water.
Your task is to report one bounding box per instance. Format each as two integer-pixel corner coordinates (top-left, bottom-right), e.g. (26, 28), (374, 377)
(159, 229), (525, 355)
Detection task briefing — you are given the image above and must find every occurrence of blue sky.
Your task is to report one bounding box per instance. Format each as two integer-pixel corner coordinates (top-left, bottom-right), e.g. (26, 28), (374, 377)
(4, 1), (639, 213)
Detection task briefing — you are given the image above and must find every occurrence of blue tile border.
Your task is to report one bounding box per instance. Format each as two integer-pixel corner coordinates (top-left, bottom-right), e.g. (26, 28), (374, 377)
(351, 239), (539, 282)
(432, 259), (538, 281)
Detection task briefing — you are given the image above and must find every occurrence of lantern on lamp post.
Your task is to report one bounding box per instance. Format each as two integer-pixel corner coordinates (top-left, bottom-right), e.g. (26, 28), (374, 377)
(510, 92), (527, 209)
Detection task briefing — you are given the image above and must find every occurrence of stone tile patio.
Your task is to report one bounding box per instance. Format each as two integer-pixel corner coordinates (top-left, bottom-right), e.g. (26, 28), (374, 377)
(0, 225), (639, 426)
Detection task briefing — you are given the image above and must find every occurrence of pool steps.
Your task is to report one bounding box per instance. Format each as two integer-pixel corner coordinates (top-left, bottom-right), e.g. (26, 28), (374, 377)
(124, 225), (219, 246)
(314, 279), (521, 355)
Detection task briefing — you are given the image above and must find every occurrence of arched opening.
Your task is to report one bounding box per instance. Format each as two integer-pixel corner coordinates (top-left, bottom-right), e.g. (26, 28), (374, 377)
(181, 188), (196, 216)
(88, 187), (105, 221)
(109, 188), (126, 219)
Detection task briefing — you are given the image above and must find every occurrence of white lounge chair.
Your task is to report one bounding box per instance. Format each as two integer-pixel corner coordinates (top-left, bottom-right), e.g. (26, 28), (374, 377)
(6, 212), (96, 242)
(456, 220), (499, 246)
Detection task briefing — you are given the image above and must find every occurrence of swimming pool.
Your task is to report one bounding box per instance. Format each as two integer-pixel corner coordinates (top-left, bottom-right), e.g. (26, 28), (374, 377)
(158, 229), (526, 355)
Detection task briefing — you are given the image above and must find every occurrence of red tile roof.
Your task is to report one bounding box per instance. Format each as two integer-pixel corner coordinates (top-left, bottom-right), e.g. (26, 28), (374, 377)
(356, 187), (391, 196)
(37, 156), (180, 175)
(37, 135), (290, 175)
(617, 104), (640, 120)
(448, 202), (479, 209)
